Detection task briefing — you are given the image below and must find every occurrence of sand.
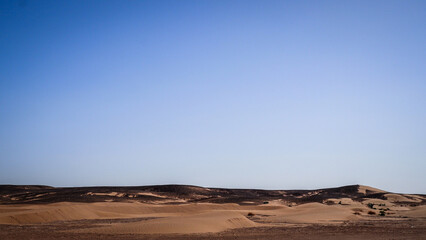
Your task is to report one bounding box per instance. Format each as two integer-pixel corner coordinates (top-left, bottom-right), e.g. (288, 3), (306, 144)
(1, 200), (424, 234)
(0, 184), (425, 236)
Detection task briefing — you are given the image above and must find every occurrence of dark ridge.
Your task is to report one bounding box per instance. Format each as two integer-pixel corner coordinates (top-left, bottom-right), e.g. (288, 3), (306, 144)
(0, 184), (424, 205)
(0, 185), (54, 193)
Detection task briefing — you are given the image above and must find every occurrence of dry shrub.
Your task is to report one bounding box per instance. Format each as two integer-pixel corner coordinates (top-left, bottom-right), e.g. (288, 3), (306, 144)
(352, 208), (363, 215)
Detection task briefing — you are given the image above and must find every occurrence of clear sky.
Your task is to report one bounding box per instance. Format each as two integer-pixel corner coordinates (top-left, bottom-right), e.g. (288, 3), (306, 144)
(1, 0), (425, 193)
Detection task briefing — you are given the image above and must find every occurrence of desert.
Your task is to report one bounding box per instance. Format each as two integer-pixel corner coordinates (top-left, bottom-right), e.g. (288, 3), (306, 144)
(2, 1), (426, 239)
(0, 184), (425, 239)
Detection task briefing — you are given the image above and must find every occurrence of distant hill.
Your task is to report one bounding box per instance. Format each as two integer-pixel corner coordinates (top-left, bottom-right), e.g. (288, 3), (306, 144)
(1, 184), (424, 206)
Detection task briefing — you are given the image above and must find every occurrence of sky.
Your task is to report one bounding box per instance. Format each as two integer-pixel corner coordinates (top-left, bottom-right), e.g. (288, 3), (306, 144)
(0, 0), (425, 193)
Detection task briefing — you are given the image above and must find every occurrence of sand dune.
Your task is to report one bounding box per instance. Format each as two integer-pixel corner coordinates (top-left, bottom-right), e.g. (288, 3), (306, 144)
(82, 211), (256, 234)
(0, 202), (361, 233)
(0, 202), (254, 225)
(0, 199), (421, 234)
(0, 184), (425, 235)
(358, 185), (386, 195)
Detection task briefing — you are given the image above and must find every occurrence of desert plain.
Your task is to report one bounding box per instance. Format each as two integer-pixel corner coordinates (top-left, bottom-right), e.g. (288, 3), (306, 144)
(0, 184), (425, 239)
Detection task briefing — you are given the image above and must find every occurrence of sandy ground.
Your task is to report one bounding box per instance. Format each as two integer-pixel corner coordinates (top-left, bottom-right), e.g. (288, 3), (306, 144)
(0, 184), (425, 239)
(1, 218), (425, 240)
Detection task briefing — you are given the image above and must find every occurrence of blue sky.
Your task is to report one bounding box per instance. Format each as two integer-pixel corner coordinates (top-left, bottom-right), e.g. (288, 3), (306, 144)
(1, 0), (425, 193)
